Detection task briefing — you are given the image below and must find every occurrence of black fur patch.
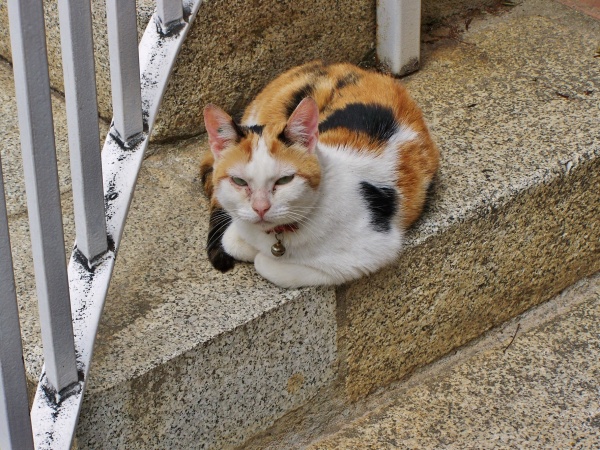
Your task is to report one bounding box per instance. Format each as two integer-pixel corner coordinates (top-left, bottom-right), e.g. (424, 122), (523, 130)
(243, 124), (264, 136)
(230, 120), (246, 141)
(285, 83), (315, 118)
(200, 165), (213, 188)
(359, 182), (397, 232)
(277, 129), (295, 147)
(420, 175), (438, 216)
(296, 60), (326, 75)
(335, 73), (360, 90)
(207, 208), (235, 272)
(319, 103), (397, 144)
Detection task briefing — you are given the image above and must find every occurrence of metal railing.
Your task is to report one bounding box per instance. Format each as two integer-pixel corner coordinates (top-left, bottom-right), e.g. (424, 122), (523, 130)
(378, 0), (422, 76)
(0, 0), (420, 448)
(0, 0), (204, 448)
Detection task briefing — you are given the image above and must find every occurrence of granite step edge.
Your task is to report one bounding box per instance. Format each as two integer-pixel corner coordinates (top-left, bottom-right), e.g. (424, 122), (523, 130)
(240, 152), (600, 449)
(71, 147), (599, 449)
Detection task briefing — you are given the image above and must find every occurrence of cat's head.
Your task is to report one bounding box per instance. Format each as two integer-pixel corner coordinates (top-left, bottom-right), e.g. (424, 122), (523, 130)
(204, 98), (321, 231)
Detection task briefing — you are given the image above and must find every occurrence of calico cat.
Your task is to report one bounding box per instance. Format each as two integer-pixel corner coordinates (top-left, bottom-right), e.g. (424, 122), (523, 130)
(201, 61), (439, 288)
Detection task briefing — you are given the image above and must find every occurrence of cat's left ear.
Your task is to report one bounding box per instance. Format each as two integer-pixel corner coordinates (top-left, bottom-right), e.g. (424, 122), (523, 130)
(284, 97), (319, 154)
(204, 104), (242, 158)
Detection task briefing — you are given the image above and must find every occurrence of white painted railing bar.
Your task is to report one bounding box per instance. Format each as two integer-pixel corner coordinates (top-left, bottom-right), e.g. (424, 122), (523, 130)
(57, 0), (108, 263)
(106, 0), (144, 144)
(6, 0), (79, 394)
(156, 0), (185, 34)
(0, 161), (34, 450)
(30, 0), (204, 447)
(377, 0), (422, 76)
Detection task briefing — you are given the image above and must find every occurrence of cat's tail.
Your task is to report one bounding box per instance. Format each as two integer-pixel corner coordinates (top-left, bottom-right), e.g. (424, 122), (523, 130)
(199, 149), (215, 198)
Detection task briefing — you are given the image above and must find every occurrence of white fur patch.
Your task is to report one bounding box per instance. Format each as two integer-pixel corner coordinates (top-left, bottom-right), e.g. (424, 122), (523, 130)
(243, 107), (258, 126)
(222, 223), (259, 262)
(218, 126), (419, 288)
(390, 125), (418, 148)
(244, 138), (281, 186)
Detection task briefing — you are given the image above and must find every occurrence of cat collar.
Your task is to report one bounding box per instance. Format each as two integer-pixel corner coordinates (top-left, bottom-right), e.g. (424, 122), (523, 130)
(266, 223), (298, 257)
(267, 223), (299, 234)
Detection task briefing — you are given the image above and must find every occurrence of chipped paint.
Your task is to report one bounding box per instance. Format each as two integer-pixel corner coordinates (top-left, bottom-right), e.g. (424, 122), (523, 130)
(29, 0), (206, 448)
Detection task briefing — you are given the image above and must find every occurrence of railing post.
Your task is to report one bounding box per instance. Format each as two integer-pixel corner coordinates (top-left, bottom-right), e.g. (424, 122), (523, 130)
(0, 160), (34, 450)
(6, 0), (79, 394)
(156, 0), (184, 35)
(377, 0), (422, 76)
(106, 0), (144, 144)
(57, 0), (108, 263)
(5, 0), (199, 444)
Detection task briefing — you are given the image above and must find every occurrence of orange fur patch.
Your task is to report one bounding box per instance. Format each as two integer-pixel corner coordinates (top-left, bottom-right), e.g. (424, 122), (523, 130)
(211, 135), (255, 183)
(266, 134), (321, 189)
(396, 137), (440, 228)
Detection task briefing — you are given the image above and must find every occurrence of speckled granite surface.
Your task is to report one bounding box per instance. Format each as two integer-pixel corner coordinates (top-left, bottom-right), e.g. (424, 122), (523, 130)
(0, 59), (108, 217)
(5, 134), (338, 448)
(81, 280), (337, 448)
(0, 0), (503, 141)
(339, 0), (600, 400)
(309, 273), (600, 449)
(1, 0), (598, 448)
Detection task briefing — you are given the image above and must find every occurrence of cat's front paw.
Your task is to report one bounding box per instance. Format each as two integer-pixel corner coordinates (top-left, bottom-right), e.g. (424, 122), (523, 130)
(222, 226), (259, 262)
(207, 244), (236, 272)
(254, 252), (336, 288)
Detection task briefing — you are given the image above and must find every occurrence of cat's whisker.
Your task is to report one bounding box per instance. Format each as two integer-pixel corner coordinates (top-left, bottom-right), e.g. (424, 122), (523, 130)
(206, 215), (236, 249)
(284, 211), (317, 228)
(287, 205), (326, 212)
(283, 212), (322, 241)
(206, 227), (229, 250)
(209, 212), (233, 223)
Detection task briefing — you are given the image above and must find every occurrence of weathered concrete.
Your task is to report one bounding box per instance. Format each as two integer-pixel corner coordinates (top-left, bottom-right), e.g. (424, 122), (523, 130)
(0, 0), (504, 142)
(309, 273), (600, 449)
(2, 0), (598, 448)
(0, 0), (375, 141)
(557, 0), (600, 19)
(339, 3), (600, 400)
(0, 59), (109, 217)
(6, 135), (337, 448)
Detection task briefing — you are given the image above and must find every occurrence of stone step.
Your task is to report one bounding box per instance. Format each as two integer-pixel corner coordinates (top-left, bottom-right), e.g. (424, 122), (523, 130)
(2, 0), (599, 448)
(307, 273), (600, 449)
(0, 0), (504, 142)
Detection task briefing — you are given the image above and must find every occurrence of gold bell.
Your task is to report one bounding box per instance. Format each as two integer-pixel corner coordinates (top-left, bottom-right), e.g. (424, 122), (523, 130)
(271, 241), (286, 257)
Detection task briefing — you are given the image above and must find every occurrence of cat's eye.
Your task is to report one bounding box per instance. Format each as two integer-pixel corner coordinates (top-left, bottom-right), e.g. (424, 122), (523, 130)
(231, 176), (248, 186)
(275, 175), (295, 185)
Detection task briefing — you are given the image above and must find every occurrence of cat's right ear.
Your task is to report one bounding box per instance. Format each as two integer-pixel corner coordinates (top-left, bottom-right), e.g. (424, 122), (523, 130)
(284, 97), (319, 154)
(204, 104), (242, 159)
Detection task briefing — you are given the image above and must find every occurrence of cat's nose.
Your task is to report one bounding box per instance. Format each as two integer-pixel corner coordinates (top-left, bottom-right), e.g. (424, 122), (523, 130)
(252, 201), (271, 219)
